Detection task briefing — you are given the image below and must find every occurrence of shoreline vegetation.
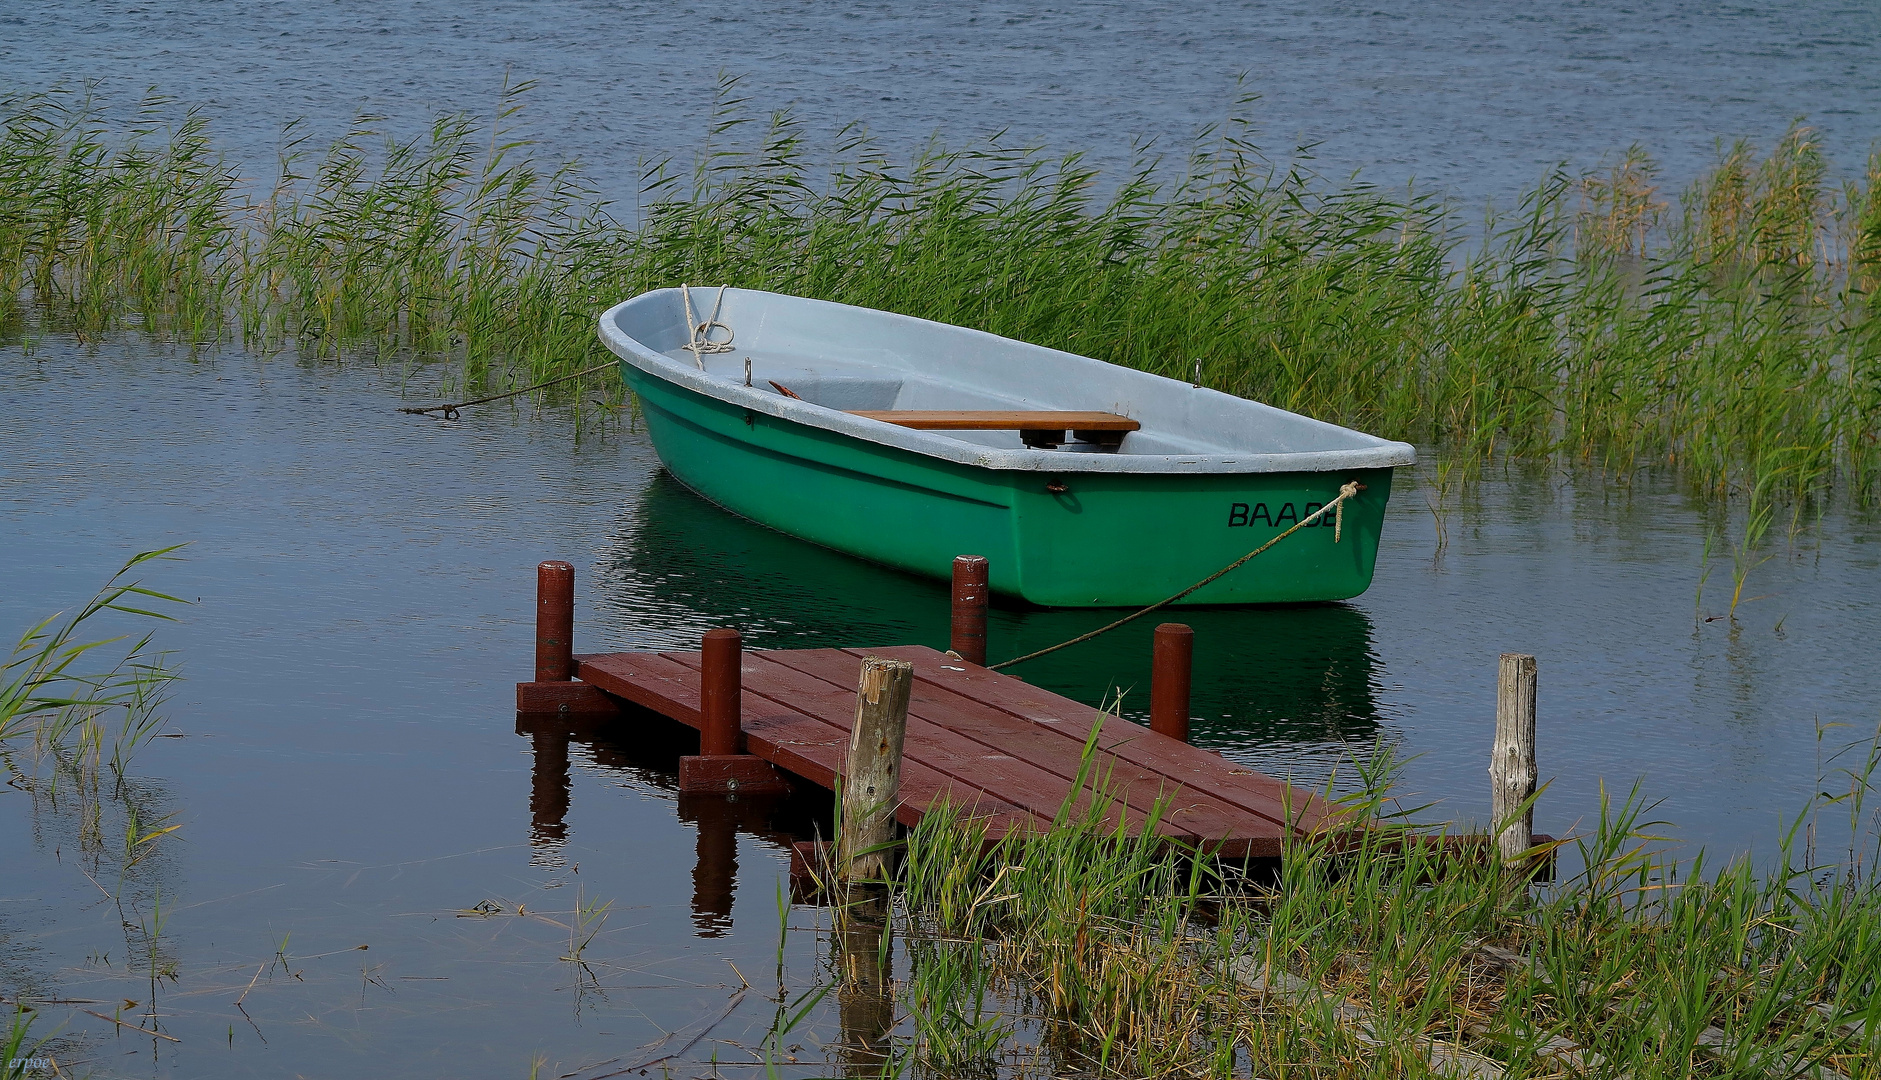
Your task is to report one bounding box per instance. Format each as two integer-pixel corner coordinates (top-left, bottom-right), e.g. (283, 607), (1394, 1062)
(0, 79), (1876, 514)
(793, 736), (1881, 1079)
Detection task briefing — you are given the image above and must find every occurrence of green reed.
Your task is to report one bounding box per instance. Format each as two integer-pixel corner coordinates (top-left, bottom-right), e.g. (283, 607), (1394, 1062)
(863, 727), (1881, 1079)
(2, 549), (191, 1062)
(3, 80), (1878, 509)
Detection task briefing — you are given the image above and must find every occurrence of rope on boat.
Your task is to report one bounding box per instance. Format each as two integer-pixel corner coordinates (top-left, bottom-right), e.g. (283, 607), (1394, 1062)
(396, 360), (618, 419)
(988, 480), (1364, 672)
(402, 283), (732, 415)
(681, 283), (734, 370)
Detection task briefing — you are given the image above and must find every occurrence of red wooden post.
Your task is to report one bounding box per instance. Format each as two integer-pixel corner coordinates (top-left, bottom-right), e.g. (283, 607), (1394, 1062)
(700, 628), (743, 756)
(1150, 623), (1193, 743)
(950, 555), (990, 666)
(535, 561), (575, 682)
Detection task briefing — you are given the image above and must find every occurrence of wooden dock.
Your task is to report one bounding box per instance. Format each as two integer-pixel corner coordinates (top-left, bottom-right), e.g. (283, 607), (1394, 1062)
(518, 560), (1329, 860)
(572, 644), (1323, 857)
(513, 559), (1560, 932)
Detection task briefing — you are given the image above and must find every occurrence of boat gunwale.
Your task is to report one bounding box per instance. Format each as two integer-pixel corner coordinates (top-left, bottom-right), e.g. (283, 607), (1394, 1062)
(599, 288), (1417, 476)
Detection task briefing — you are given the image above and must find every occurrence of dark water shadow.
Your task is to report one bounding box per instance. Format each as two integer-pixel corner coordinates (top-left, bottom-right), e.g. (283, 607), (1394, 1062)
(591, 471), (1386, 759)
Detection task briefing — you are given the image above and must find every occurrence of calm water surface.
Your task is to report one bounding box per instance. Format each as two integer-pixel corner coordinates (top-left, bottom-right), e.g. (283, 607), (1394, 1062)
(3, 345), (1877, 1075)
(4, 4), (1880, 1072)
(2, 1), (1877, 206)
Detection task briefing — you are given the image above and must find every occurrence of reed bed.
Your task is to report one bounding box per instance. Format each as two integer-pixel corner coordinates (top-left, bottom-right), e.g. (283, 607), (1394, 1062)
(805, 736), (1881, 1079)
(2, 81), (1878, 508)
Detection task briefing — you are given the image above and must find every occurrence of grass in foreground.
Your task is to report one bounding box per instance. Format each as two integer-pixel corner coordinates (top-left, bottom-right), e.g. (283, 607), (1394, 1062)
(1, 80), (1877, 514)
(775, 736), (1881, 1079)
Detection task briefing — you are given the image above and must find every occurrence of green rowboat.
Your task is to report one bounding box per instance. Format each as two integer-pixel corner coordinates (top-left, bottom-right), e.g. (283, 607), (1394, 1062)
(599, 287), (1414, 607)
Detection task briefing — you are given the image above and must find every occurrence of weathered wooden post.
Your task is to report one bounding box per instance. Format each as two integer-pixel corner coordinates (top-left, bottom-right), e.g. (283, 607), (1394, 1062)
(1492, 652), (1538, 866)
(699, 628), (743, 757)
(535, 560), (575, 682)
(1150, 622), (1194, 743)
(839, 657), (913, 885)
(949, 555), (989, 666)
(677, 628), (790, 794)
(835, 657), (906, 1074)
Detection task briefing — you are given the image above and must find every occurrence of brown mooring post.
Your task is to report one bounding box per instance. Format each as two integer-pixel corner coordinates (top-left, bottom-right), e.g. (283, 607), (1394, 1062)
(949, 555), (990, 666)
(1492, 653), (1539, 866)
(678, 628), (791, 795)
(535, 560), (575, 682)
(839, 657), (913, 885)
(1150, 623), (1194, 743)
(700, 628), (743, 757)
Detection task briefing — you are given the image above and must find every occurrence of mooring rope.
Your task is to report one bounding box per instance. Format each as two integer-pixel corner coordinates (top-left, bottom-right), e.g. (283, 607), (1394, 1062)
(397, 360), (618, 419)
(987, 480), (1364, 672)
(681, 283), (734, 370)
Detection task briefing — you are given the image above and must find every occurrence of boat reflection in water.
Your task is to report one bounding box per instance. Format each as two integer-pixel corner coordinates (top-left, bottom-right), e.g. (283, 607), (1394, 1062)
(596, 473), (1386, 764)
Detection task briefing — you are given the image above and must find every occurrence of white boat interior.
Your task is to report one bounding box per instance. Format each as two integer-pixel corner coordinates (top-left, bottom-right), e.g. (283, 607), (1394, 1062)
(600, 287), (1416, 474)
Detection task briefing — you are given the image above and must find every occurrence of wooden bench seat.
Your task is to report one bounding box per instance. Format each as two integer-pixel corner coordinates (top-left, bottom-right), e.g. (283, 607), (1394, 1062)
(847, 410), (1139, 431)
(847, 410), (1139, 448)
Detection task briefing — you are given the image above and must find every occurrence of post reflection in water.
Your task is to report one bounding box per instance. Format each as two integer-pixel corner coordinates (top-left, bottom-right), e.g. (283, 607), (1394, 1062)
(676, 794), (797, 939)
(836, 891), (895, 1078)
(527, 730), (571, 857)
(595, 473), (1389, 777)
(518, 710), (826, 937)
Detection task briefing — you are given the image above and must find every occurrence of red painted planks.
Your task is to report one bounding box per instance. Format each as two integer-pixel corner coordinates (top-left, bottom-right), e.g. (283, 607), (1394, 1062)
(794, 649), (1288, 855)
(580, 651), (1043, 835)
(855, 645), (1335, 836)
(715, 650), (1178, 843)
(571, 644), (1323, 855)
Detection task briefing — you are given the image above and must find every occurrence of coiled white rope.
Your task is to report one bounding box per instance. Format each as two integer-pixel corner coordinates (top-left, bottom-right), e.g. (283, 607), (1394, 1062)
(680, 283), (735, 370)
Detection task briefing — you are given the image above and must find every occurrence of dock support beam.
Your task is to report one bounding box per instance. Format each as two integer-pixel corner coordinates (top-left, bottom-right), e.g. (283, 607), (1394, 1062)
(679, 628), (791, 795)
(1150, 623), (1193, 743)
(535, 560), (575, 682)
(949, 555), (989, 666)
(1492, 652), (1538, 867)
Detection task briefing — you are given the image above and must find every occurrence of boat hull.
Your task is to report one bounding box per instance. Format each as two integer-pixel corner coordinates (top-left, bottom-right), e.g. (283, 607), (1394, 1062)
(625, 365), (1394, 607)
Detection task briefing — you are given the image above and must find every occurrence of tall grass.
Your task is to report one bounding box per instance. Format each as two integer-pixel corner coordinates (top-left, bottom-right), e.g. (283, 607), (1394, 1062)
(806, 729), (1881, 1079)
(2, 80), (1877, 508)
(1, 546), (187, 774)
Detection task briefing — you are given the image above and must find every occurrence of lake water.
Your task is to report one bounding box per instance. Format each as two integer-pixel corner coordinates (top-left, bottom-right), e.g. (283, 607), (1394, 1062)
(4, 345), (1877, 1076)
(4, 3), (1880, 1074)
(3, 1), (1877, 210)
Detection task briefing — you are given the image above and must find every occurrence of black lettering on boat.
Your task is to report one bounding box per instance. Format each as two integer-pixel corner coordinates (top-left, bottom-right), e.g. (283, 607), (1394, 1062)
(1251, 503), (1273, 526)
(1227, 503), (1249, 527)
(1275, 502), (1299, 527)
